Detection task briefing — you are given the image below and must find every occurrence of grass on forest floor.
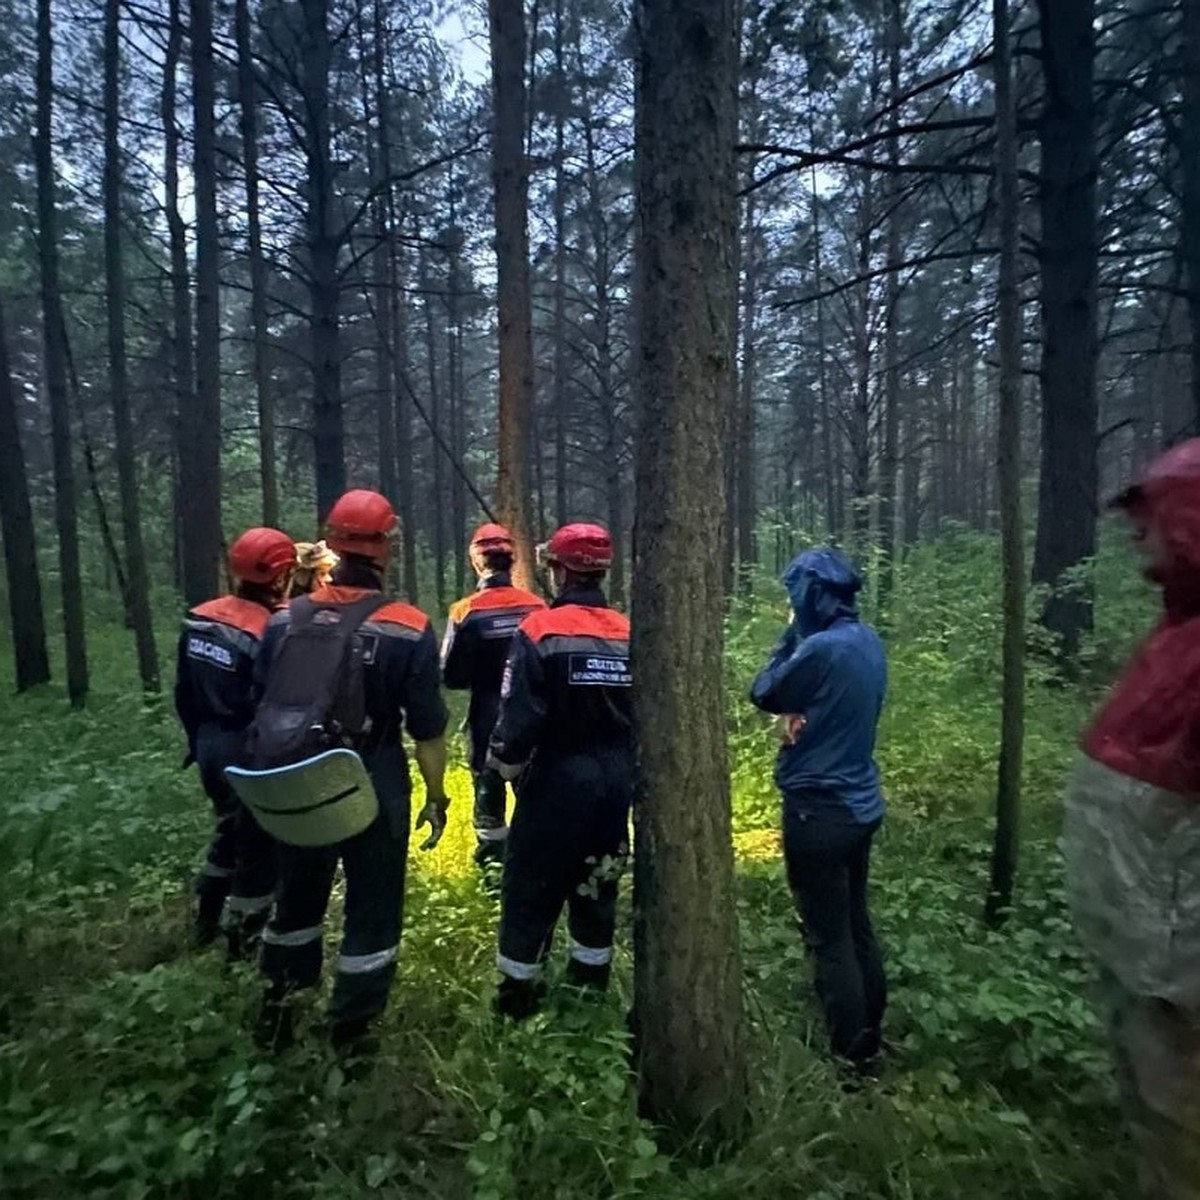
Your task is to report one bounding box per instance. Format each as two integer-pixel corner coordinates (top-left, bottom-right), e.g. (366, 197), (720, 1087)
(0, 621), (1134, 1200)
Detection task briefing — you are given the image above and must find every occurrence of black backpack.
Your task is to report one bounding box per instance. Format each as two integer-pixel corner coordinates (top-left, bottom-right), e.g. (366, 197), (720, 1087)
(246, 593), (387, 769)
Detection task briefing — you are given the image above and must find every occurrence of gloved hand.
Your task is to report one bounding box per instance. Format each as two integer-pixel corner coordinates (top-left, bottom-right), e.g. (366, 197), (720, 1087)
(415, 796), (450, 851)
(486, 753), (523, 783)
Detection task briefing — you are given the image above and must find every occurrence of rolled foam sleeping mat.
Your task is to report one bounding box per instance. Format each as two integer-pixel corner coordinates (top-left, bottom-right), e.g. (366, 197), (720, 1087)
(226, 748), (379, 847)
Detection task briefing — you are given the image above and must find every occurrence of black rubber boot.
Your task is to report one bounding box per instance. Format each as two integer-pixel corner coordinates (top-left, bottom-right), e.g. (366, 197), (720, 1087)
(225, 910), (269, 964)
(493, 976), (546, 1022)
(565, 958), (612, 992)
(192, 892), (226, 950)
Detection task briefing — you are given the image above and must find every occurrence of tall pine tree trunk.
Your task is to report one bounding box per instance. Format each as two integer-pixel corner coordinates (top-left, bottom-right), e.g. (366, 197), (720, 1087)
(552, 0), (569, 526)
(369, 0), (397, 514)
(303, 0), (344, 518)
(878, 0), (903, 614)
(489, 0), (536, 589)
(1030, 0), (1098, 659)
(186, 0), (223, 604)
(631, 0), (746, 1142)
(1182, 0), (1200, 431)
(421, 243), (446, 608)
(235, 0), (279, 527)
(162, 0), (192, 588)
(36, 0), (88, 704)
(105, 0), (159, 692)
(986, 0), (1025, 926)
(0, 296), (51, 691)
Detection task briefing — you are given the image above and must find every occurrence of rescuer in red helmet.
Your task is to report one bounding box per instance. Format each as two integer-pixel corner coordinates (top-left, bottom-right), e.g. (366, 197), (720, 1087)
(174, 526), (296, 955)
(441, 522), (545, 869)
(253, 489), (450, 1050)
(487, 522), (633, 1018)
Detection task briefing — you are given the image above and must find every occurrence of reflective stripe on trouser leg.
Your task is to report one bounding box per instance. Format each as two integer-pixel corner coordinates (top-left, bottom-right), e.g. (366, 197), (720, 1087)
(260, 924), (324, 990)
(570, 941), (613, 966)
(328, 807), (408, 1025)
(497, 952), (543, 981)
(263, 841), (339, 992)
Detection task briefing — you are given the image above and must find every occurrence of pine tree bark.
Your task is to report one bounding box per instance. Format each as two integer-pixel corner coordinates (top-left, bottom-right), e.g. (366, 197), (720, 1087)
(986, 0), (1025, 927)
(1030, 0), (1098, 659)
(36, 0), (88, 704)
(186, 0), (223, 604)
(162, 0), (192, 587)
(420, 243), (447, 609)
(631, 0), (746, 1142)
(105, 0), (159, 693)
(303, 0), (345, 518)
(810, 163), (837, 537)
(489, 0), (536, 590)
(849, 172), (874, 551)
(0, 296), (51, 692)
(1182, 0), (1200, 431)
(878, 0), (903, 614)
(370, 0), (398, 514)
(392, 235), (419, 603)
(552, 0), (569, 526)
(235, 0), (279, 527)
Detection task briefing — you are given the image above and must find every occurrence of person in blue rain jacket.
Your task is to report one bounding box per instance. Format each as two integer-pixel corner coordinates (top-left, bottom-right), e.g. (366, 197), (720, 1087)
(750, 547), (888, 1071)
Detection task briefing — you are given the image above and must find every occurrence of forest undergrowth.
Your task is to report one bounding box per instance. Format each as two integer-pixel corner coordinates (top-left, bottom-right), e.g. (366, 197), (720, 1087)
(0, 531), (1153, 1199)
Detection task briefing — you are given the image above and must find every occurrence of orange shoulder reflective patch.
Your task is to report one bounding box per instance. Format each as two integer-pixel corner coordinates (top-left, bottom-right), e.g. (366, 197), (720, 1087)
(468, 586), (547, 614)
(520, 605), (629, 643)
(374, 601), (430, 633)
(449, 597), (474, 624)
(189, 595), (272, 639)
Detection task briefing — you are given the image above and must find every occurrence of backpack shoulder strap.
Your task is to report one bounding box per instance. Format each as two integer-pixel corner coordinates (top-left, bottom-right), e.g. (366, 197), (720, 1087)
(341, 593), (389, 634)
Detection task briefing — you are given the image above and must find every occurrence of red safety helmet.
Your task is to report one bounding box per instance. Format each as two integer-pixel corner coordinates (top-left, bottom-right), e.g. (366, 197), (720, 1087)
(537, 523), (613, 573)
(470, 522), (515, 572)
(324, 489), (397, 564)
(228, 527), (296, 585)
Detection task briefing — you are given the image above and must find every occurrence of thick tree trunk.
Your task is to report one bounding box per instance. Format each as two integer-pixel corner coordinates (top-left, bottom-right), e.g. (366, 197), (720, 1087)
(0, 296), (51, 691)
(105, 0), (159, 693)
(1030, 0), (1098, 659)
(878, 0), (903, 614)
(489, 0), (536, 590)
(186, 0), (223, 604)
(448, 237), (468, 597)
(371, 0), (398, 514)
(392, 239), (419, 603)
(236, 0), (279, 527)
(421, 244), (447, 609)
(736, 191), (757, 587)
(850, 173), (874, 552)
(985, 0), (1025, 927)
(36, 0), (88, 704)
(304, 0), (344, 519)
(1182, 0), (1200, 431)
(811, 167), (837, 537)
(162, 0), (192, 590)
(631, 0), (746, 1142)
(552, 0), (569, 526)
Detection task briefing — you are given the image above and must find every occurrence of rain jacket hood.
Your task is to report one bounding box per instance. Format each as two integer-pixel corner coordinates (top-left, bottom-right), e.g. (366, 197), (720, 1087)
(783, 548), (863, 637)
(1117, 438), (1200, 616)
(752, 548), (885, 823)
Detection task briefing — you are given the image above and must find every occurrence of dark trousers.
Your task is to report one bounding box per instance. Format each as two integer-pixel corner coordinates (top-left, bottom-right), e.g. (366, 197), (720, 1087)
(261, 768), (411, 1027)
(194, 726), (276, 927)
(498, 751), (632, 984)
(783, 807), (886, 1063)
